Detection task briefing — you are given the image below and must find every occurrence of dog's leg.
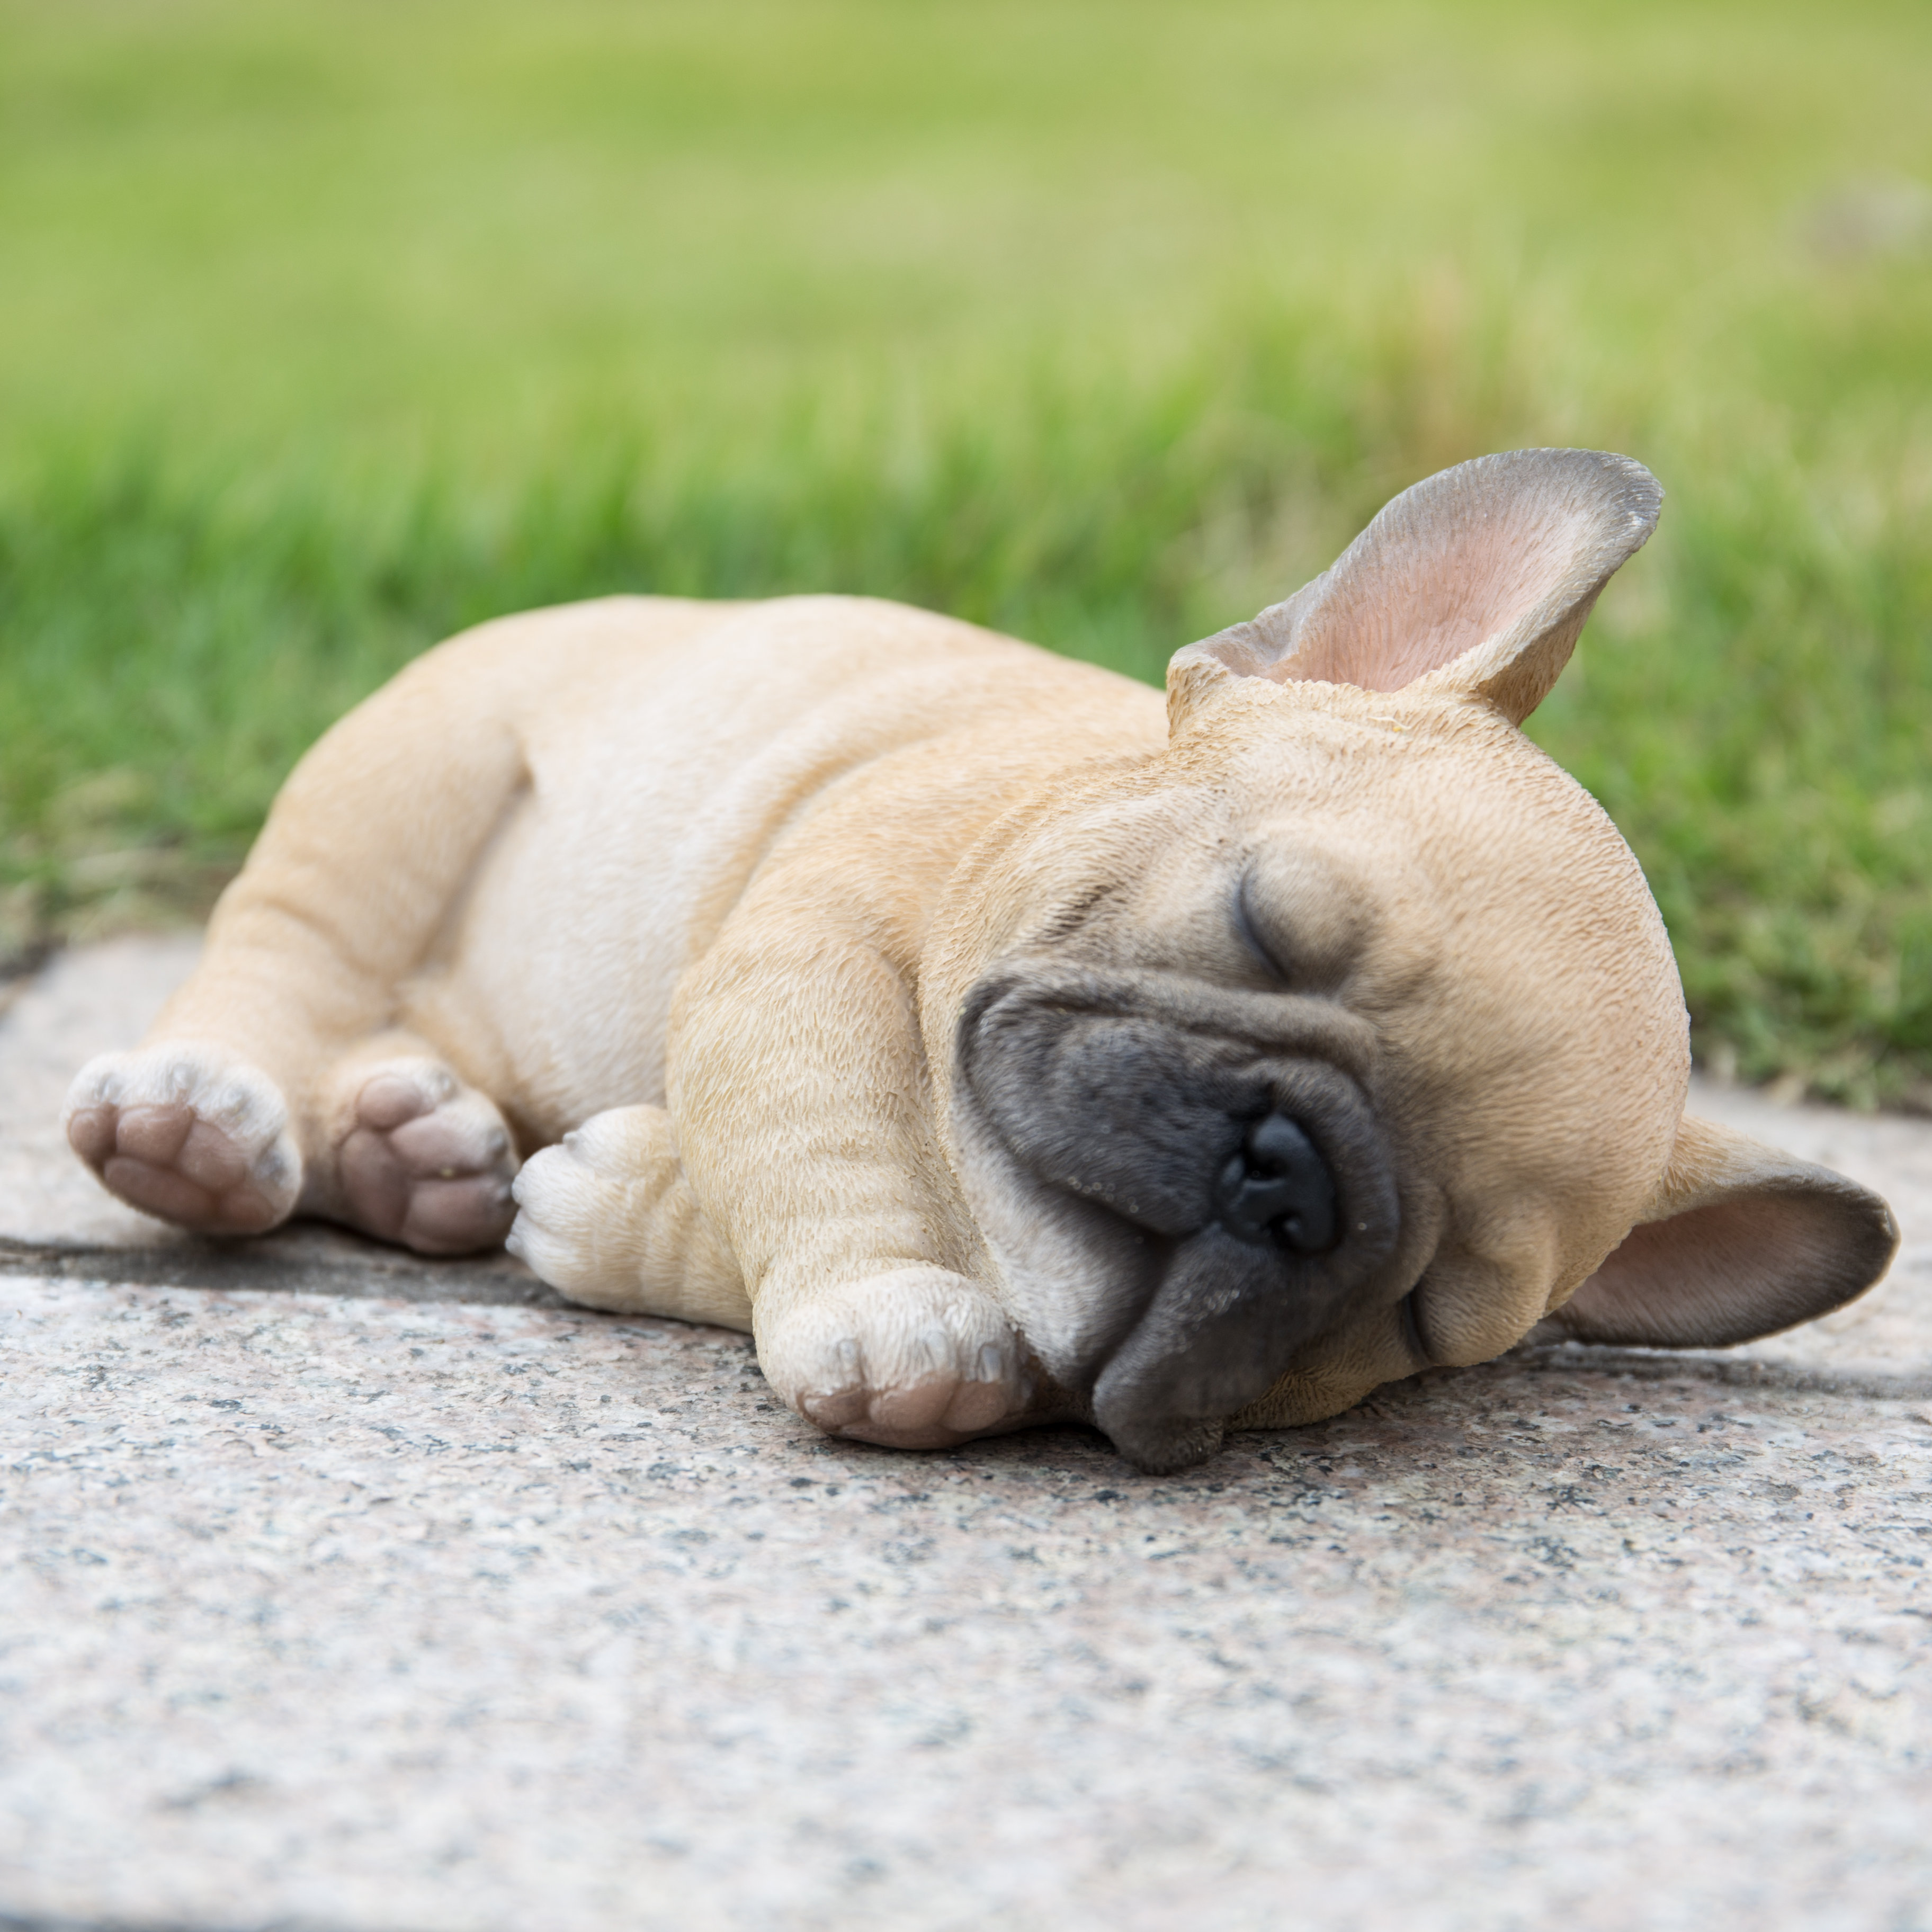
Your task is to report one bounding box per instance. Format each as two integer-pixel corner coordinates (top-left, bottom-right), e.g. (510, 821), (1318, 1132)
(506, 1105), (752, 1328)
(66, 638), (533, 1250)
(667, 925), (1043, 1450)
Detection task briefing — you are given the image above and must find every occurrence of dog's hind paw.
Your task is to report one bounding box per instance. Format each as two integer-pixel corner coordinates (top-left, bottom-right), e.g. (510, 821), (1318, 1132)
(332, 1059), (518, 1256)
(761, 1267), (1039, 1450)
(64, 1045), (302, 1235)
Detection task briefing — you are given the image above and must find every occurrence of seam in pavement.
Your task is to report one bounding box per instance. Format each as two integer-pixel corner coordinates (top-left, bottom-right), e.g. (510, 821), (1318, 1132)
(0, 1236), (569, 1310)
(0, 1913), (407, 1932)
(1493, 1342), (1932, 1403)
(6, 1236), (1928, 1404)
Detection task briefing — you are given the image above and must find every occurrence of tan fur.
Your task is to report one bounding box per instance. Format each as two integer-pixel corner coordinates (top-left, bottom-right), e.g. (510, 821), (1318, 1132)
(64, 451), (1899, 1471)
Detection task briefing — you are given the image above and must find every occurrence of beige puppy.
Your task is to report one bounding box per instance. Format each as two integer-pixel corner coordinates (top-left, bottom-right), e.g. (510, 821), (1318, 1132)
(64, 449), (1898, 1471)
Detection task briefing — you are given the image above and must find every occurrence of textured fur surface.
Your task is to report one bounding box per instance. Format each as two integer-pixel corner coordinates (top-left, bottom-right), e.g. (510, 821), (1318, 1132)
(64, 451), (1899, 1470)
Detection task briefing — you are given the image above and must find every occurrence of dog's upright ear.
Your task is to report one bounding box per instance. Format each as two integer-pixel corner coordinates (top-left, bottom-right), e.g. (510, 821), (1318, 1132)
(1169, 448), (1662, 731)
(1533, 1115), (1899, 1350)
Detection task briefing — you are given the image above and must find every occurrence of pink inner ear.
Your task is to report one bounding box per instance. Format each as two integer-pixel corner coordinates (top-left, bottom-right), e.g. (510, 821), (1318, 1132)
(1282, 513), (1578, 693)
(1564, 1191), (1858, 1350)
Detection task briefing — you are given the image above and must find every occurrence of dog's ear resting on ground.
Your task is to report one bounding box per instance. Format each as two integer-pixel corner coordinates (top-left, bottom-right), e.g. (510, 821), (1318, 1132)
(1168, 445), (1663, 729)
(1531, 1113), (1900, 1349)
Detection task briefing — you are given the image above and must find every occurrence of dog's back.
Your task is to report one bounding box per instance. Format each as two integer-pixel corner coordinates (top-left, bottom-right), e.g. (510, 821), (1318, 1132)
(379, 593), (1165, 1142)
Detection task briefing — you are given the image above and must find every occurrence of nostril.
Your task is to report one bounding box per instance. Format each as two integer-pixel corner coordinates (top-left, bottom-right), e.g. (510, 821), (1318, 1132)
(1213, 1112), (1338, 1254)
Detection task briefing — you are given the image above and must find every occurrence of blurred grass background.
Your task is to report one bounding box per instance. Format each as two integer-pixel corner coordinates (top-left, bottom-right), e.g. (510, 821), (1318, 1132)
(1, 0), (1927, 1104)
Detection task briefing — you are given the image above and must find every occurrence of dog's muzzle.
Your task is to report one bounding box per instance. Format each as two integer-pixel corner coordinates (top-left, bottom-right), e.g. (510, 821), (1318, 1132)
(960, 967), (1400, 1470)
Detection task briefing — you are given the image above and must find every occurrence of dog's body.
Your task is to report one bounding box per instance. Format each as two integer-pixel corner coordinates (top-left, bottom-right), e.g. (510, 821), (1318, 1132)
(65, 451), (1899, 1470)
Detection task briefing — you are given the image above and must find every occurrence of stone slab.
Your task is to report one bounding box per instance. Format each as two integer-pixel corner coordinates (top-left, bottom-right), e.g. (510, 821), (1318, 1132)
(2, 939), (1930, 1932)
(4, 1273), (1930, 1932)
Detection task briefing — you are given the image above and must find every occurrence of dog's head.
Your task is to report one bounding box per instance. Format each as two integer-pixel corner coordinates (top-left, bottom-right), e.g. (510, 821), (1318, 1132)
(926, 449), (1898, 1471)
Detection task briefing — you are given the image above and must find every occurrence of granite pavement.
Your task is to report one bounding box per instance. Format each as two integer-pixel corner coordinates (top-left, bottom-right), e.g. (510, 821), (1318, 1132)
(2, 939), (1929, 1932)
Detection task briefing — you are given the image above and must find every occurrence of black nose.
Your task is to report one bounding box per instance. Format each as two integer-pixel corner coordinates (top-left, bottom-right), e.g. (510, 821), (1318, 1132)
(1213, 1112), (1337, 1253)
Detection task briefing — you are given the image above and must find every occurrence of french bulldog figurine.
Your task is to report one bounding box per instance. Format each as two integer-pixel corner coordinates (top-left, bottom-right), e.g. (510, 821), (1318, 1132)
(64, 450), (1898, 1471)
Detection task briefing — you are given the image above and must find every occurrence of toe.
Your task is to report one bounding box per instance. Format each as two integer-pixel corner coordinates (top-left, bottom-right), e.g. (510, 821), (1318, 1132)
(390, 1106), (509, 1177)
(799, 1349), (872, 1429)
(356, 1071), (441, 1132)
(115, 1104), (194, 1167)
(800, 1389), (871, 1430)
(211, 1179), (289, 1235)
(67, 1106), (117, 1168)
(103, 1155), (218, 1227)
(338, 1126), (410, 1239)
(176, 1119), (251, 1192)
(864, 1377), (961, 1435)
(401, 1174), (516, 1253)
(941, 1375), (1022, 1434)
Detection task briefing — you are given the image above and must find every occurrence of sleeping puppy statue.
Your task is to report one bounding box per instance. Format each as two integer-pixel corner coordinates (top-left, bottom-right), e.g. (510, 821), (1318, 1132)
(64, 449), (1899, 1472)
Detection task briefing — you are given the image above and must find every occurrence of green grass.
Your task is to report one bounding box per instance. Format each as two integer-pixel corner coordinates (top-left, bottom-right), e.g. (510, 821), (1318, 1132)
(1, 0), (1928, 1104)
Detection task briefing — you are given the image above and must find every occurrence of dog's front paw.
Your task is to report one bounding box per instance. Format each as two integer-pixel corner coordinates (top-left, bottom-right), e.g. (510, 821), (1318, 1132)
(507, 1108), (675, 1305)
(64, 1045), (301, 1235)
(760, 1267), (1037, 1450)
(508, 1107), (752, 1327)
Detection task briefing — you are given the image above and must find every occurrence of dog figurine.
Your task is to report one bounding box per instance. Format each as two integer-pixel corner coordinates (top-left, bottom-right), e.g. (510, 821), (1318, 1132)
(64, 449), (1898, 1471)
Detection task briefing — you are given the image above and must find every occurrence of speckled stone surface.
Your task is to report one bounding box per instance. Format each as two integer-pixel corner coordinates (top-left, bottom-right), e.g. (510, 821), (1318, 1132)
(2, 941), (1929, 1932)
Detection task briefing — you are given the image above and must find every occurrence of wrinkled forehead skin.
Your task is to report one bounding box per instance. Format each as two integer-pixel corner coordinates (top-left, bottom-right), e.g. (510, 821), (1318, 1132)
(921, 674), (1689, 1434)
